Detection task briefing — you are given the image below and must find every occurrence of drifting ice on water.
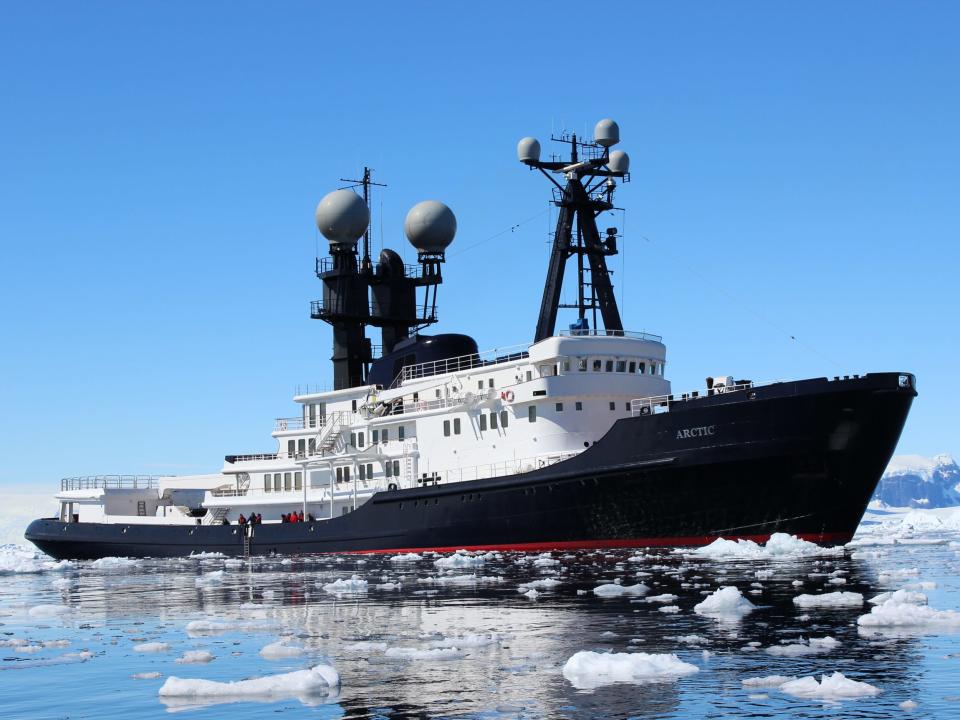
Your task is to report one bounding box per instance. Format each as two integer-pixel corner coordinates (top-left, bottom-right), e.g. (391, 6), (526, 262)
(26, 119), (916, 559)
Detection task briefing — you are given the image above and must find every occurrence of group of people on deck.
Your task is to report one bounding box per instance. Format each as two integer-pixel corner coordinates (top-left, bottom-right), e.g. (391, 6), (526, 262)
(236, 513), (262, 526)
(282, 510), (312, 523)
(220, 510), (314, 525)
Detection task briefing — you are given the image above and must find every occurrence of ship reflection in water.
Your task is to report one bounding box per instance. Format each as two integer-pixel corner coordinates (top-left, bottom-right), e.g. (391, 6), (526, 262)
(0, 540), (956, 719)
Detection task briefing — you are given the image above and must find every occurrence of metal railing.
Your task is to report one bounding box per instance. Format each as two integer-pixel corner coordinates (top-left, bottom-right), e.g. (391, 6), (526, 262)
(316, 257), (426, 280)
(310, 299), (437, 325)
(60, 475), (160, 491)
(557, 328), (663, 343)
(630, 380), (757, 416)
(390, 343), (530, 388)
(224, 453), (279, 464)
(422, 451), (582, 486)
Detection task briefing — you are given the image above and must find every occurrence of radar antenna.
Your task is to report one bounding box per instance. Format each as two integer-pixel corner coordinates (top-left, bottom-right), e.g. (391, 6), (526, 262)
(338, 167), (387, 274)
(517, 119), (631, 341)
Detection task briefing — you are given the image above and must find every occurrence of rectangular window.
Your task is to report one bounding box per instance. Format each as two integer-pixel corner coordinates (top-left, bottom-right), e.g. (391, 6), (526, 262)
(605, 360), (614, 372)
(578, 358), (587, 372)
(526, 370), (533, 381)
(398, 426), (405, 441)
(274, 474), (281, 491)
(343, 467), (350, 483)
(625, 402), (631, 411)
(490, 412), (498, 430)
(336, 467), (343, 483)
(294, 471), (302, 490)
(342, 506), (350, 516)
(308, 438), (316, 455)
(298, 438), (305, 456)
(308, 404), (316, 428)
(500, 410), (508, 428)
(350, 433), (356, 448)
(443, 420), (451, 437)
(287, 440), (295, 457)
(358, 432), (365, 448)
(628, 361), (636, 373)
(393, 460), (400, 477)
(575, 401), (583, 411)
(453, 418), (461, 435)
(639, 362), (646, 374)
(351, 400), (357, 412)
(616, 360), (626, 373)
(528, 405), (537, 422)
(382, 429), (389, 443)
(367, 463), (373, 479)
(488, 378), (494, 388)
(563, 360), (571, 372)
(478, 380), (484, 390)
(264, 474), (271, 492)
(372, 429), (379, 444)
(593, 359), (602, 371)
(555, 402), (564, 412)
(284, 472), (292, 491)
(359, 464), (366, 480)
(479, 414), (487, 431)
(649, 364), (656, 375)
(385, 462), (392, 478)
(609, 401), (616, 411)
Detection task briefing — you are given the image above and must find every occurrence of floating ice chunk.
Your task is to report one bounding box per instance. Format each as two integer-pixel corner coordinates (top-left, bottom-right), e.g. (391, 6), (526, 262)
(764, 636), (840, 657)
(133, 671), (162, 679)
(532, 553), (559, 567)
(177, 650), (214, 664)
(693, 586), (755, 619)
(522, 588), (540, 600)
(869, 589), (927, 606)
(343, 641), (388, 652)
(429, 634), (500, 649)
(518, 578), (562, 591)
(224, 559), (244, 568)
(189, 552), (225, 559)
(857, 599), (960, 631)
(0, 638), (27, 647)
(434, 551), (485, 569)
(375, 582), (401, 591)
(562, 651), (699, 689)
(742, 675), (797, 689)
(389, 553), (422, 563)
(158, 664), (339, 705)
(900, 700), (918, 710)
(28, 604), (71, 618)
(195, 570), (225, 586)
(321, 575), (368, 595)
(44, 639), (70, 648)
(779, 672), (881, 700)
(828, 578), (847, 585)
(134, 642), (170, 653)
(645, 593), (678, 604)
(668, 634), (708, 645)
(684, 533), (842, 561)
(792, 592), (864, 609)
(260, 640), (305, 659)
(755, 570), (774, 580)
(658, 605), (680, 614)
(185, 619), (281, 636)
(89, 556), (138, 569)
(593, 582), (649, 598)
(0, 545), (75, 574)
(384, 646), (466, 661)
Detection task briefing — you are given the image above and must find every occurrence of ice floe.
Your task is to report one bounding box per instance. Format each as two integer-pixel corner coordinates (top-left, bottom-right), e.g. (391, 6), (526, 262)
(0, 545), (73, 574)
(185, 619), (281, 636)
(389, 553), (422, 563)
(593, 582), (649, 598)
(433, 551), (486, 569)
(158, 663), (339, 707)
(693, 586), (755, 619)
(176, 650), (214, 664)
(133, 671), (162, 679)
(792, 591), (864, 609)
(562, 651), (699, 689)
(764, 636), (840, 657)
(134, 641), (170, 653)
(384, 646), (466, 661)
(645, 593), (678, 603)
(28, 604), (71, 618)
(321, 575), (369, 595)
(779, 672), (881, 700)
(857, 592), (960, 633)
(682, 533), (842, 561)
(89, 556), (138, 569)
(343, 641), (388, 652)
(260, 640), (305, 659)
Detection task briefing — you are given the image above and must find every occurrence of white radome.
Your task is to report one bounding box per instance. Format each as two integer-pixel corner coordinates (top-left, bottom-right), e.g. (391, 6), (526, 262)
(404, 200), (457, 254)
(517, 137), (541, 163)
(608, 150), (630, 174)
(594, 118), (620, 147)
(315, 189), (369, 246)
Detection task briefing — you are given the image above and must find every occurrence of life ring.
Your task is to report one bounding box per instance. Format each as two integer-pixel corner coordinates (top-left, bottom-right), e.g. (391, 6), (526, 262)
(500, 390), (515, 402)
(388, 482), (398, 491)
(639, 406), (651, 416)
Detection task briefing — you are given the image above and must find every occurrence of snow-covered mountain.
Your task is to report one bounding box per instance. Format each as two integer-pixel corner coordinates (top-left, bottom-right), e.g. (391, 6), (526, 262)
(872, 454), (960, 508)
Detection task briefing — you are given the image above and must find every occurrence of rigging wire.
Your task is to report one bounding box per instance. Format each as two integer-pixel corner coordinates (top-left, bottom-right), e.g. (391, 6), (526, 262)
(447, 207), (551, 258)
(636, 232), (843, 370)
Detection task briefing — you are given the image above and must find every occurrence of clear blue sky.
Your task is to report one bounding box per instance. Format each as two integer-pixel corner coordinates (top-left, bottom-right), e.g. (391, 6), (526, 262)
(0, 3), (957, 488)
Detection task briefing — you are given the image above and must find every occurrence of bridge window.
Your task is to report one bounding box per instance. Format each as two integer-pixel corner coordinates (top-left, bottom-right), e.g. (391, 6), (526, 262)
(616, 360), (626, 373)
(393, 460), (400, 476)
(284, 472), (292, 491)
(287, 440), (295, 457)
(609, 402), (616, 411)
(308, 438), (316, 455)
(488, 378), (495, 389)
(344, 467), (350, 483)
(526, 370), (533, 381)
(264, 474), (271, 492)
(274, 474), (281, 491)
(639, 362), (646, 374)
(366, 463), (373, 478)
(555, 402), (564, 412)
(605, 360), (613, 372)
(298, 438), (305, 456)
(490, 411), (498, 430)
(500, 410), (509, 428)
(294, 472), (302, 490)
(385, 462), (392, 478)
(443, 420), (451, 437)
(479, 414), (487, 431)
(576, 401), (583, 411)
(592, 359), (602, 372)
(629, 361), (636, 373)
(528, 405), (537, 423)
(478, 380), (484, 390)
(372, 429), (379, 444)
(382, 429), (389, 443)
(398, 426), (405, 441)
(359, 464), (366, 480)
(336, 467), (343, 483)
(453, 418), (461, 435)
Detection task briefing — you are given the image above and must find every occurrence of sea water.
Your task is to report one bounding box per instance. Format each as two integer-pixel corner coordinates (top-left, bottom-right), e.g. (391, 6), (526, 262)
(1, 507), (959, 719)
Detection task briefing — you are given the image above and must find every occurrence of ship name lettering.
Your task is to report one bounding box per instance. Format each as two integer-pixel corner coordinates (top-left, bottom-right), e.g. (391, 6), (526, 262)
(676, 425), (716, 440)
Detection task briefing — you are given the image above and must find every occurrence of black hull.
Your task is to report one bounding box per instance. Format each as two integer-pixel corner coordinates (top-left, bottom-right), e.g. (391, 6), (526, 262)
(26, 372), (916, 560)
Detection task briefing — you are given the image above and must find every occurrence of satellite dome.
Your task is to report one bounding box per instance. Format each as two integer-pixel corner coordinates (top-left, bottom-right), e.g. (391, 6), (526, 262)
(315, 189), (369, 246)
(405, 200), (456, 254)
(608, 150), (630, 174)
(517, 137), (541, 164)
(594, 118), (620, 148)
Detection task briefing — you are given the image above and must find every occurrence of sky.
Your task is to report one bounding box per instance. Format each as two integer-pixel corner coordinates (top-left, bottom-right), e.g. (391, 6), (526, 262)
(0, 2), (957, 491)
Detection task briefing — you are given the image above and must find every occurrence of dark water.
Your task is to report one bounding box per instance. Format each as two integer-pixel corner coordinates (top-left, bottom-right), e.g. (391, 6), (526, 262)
(1, 537), (958, 719)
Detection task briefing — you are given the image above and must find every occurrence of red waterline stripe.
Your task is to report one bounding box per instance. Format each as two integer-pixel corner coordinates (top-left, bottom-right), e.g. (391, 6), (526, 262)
(343, 531), (853, 555)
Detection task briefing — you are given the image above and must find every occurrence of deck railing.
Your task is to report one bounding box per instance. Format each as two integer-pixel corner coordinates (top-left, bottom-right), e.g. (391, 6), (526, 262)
(60, 475), (160, 491)
(630, 381), (757, 416)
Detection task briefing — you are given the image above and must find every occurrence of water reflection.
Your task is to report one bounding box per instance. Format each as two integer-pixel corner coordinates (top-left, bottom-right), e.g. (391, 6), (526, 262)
(1, 543), (958, 719)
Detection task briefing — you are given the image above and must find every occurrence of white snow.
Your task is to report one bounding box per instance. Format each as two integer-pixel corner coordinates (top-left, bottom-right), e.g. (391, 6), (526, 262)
(321, 575), (368, 595)
(522, 588), (540, 600)
(792, 592), (864, 609)
(868, 589), (927, 606)
(593, 582), (649, 598)
(176, 650), (214, 664)
(260, 640), (305, 659)
(884, 453), (955, 481)
(562, 651), (699, 689)
(384, 646), (466, 661)
(159, 663), (339, 702)
(779, 672), (881, 700)
(683, 533), (842, 560)
(134, 642), (170, 653)
(693, 586), (755, 619)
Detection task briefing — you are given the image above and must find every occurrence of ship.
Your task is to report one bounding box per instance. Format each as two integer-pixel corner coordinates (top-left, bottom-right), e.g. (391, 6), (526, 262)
(25, 119), (916, 560)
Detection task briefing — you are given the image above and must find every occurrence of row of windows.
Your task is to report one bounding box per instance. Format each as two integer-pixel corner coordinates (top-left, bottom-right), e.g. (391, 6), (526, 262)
(287, 438), (315, 457)
(349, 425), (407, 449)
(333, 460), (402, 483)
(564, 358), (664, 376)
(264, 472), (302, 492)
(478, 410), (510, 432)
(552, 401), (631, 412)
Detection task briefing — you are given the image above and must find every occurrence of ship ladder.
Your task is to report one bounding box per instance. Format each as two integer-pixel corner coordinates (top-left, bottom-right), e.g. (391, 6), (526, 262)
(243, 525), (252, 559)
(207, 507), (229, 525)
